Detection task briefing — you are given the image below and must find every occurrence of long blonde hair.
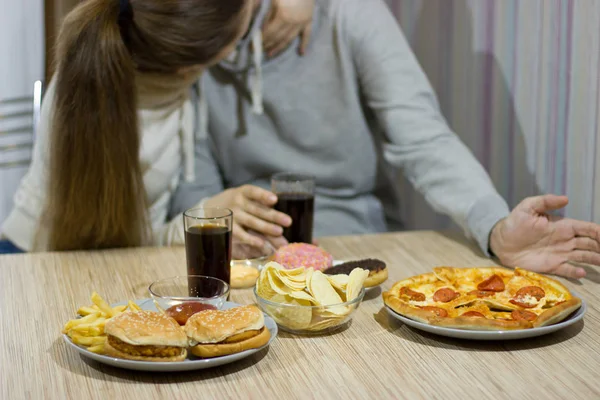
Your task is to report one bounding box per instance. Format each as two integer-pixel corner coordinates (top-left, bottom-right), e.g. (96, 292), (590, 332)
(46, 0), (247, 250)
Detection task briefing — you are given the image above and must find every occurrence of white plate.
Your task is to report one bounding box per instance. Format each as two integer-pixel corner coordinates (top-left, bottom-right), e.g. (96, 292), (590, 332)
(385, 292), (587, 341)
(63, 299), (278, 372)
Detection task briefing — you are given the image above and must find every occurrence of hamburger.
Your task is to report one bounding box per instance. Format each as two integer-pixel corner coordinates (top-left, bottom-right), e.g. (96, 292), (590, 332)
(184, 305), (270, 358)
(104, 311), (188, 362)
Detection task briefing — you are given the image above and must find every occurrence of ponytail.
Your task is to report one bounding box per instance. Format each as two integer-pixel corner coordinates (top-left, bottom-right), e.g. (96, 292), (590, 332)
(46, 0), (148, 250)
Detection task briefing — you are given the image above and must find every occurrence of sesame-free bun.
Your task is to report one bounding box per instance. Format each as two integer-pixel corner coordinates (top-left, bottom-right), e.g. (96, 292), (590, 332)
(105, 311), (188, 347)
(184, 305), (270, 358)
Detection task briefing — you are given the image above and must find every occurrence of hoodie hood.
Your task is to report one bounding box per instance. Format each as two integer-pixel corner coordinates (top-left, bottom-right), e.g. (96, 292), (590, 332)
(218, 0), (272, 115)
(184, 0), (272, 182)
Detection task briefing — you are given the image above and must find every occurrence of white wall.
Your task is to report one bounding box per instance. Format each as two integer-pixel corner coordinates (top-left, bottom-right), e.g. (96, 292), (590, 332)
(0, 0), (45, 225)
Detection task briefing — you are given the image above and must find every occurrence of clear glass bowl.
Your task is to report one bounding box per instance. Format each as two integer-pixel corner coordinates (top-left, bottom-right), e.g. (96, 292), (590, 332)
(254, 287), (365, 335)
(148, 275), (230, 313)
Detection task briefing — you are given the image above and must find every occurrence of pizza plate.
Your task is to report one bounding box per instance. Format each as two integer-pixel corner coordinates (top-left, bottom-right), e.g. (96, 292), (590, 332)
(385, 291), (587, 341)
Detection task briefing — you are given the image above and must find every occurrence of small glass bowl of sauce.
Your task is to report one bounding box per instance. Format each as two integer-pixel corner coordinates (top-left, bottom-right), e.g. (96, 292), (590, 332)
(149, 275), (229, 325)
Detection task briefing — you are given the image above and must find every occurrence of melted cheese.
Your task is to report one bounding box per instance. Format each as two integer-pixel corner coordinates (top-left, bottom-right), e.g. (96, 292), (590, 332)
(544, 293), (565, 303)
(417, 283), (442, 297)
(518, 294), (539, 306)
(505, 276), (535, 295)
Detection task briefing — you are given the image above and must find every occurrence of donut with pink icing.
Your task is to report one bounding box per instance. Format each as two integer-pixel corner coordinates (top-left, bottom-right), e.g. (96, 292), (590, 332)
(273, 243), (334, 270)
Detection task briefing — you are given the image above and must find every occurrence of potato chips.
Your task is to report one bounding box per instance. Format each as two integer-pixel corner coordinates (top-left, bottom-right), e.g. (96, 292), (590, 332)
(256, 262), (368, 332)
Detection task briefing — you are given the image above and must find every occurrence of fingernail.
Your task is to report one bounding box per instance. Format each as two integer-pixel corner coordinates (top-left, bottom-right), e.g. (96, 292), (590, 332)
(268, 194), (277, 203)
(273, 226), (283, 236)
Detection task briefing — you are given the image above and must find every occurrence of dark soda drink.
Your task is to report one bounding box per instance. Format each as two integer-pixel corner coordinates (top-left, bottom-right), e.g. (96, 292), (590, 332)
(275, 192), (314, 244)
(184, 224), (231, 297)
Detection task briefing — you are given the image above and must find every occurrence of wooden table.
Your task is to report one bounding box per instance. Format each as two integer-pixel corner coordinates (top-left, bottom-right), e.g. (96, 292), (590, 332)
(1, 231), (599, 400)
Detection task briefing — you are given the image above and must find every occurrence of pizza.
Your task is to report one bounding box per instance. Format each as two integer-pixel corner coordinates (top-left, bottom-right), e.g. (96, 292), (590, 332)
(382, 267), (582, 330)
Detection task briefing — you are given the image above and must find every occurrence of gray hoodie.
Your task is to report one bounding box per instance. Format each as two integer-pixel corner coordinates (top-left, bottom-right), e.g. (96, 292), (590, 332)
(170, 0), (510, 254)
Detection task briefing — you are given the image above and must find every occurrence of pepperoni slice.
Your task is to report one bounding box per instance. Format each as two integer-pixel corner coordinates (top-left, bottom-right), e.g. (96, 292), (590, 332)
(515, 286), (545, 300)
(461, 311), (485, 318)
(467, 290), (494, 298)
(419, 306), (449, 317)
(476, 274), (505, 292)
(433, 288), (460, 303)
(511, 310), (537, 322)
(399, 287), (426, 302)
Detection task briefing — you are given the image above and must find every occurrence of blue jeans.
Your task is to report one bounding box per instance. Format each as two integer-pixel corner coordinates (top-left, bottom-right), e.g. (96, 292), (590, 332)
(0, 240), (24, 254)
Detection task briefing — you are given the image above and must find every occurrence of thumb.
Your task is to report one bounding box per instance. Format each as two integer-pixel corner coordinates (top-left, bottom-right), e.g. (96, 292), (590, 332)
(520, 195), (569, 215)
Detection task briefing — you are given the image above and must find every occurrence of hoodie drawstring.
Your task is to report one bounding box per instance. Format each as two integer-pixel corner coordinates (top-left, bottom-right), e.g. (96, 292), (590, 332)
(183, 79), (202, 183)
(250, 30), (264, 115)
(184, 30), (264, 182)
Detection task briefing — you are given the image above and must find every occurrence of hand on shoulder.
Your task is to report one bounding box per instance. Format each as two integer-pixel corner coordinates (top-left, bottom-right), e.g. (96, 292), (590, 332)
(262, 0), (314, 57)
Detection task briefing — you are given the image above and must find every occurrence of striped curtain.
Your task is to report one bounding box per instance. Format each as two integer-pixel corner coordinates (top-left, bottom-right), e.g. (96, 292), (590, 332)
(386, 0), (600, 230)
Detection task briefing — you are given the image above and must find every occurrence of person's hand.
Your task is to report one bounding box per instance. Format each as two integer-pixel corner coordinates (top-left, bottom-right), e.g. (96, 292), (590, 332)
(263, 0), (315, 57)
(489, 195), (600, 279)
(204, 185), (291, 248)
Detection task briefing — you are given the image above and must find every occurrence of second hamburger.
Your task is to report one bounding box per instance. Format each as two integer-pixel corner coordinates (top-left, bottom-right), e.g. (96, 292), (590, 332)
(184, 305), (271, 358)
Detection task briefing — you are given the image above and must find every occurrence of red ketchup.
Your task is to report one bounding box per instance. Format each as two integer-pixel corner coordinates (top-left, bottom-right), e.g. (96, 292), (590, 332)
(165, 302), (217, 325)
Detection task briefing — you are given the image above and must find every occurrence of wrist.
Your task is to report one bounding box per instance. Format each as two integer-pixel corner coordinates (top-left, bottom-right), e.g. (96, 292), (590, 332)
(488, 218), (506, 260)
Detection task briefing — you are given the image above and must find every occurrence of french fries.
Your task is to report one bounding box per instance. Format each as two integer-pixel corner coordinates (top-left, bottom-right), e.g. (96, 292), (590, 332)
(71, 334), (107, 346)
(76, 306), (99, 316)
(87, 344), (105, 354)
(63, 292), (140, 355)
(127, 300), (141, 312)
(91, 292), (115, 317)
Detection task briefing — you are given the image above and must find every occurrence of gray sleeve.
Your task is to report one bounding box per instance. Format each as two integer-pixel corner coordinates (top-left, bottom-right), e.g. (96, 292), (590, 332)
(168, 135), (224, 219)
(342, 0), (509, 254)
